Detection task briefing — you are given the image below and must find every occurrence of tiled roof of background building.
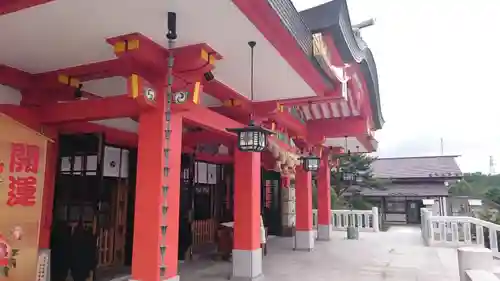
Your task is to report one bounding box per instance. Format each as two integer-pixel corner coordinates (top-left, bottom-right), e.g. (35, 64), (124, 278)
(347, 183), (449, 197)
(372, 156), (462, 179)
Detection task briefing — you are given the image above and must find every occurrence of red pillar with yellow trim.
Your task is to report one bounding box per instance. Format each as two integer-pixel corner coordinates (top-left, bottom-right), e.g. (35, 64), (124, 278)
(294, 166), (314, 250)
(232, 149), (263, 279)
(317, 149), (332, 241)
(130, 80), (182, 281)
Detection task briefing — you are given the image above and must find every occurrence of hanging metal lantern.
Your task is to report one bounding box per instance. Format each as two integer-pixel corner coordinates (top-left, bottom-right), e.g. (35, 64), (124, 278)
(226, 121), (273, 152)
(225, 41), (274, 152)
(300, 154), (320, 172)
(341, 169), (356, 182)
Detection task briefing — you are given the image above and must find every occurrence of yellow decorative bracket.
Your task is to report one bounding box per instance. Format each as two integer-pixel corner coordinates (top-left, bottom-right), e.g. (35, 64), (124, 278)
(57, 75), (80, 88)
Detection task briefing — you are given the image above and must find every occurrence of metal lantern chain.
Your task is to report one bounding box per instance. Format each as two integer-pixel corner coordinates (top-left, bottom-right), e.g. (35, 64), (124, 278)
(158, 11), (178, 278)
(226, 41), (273, 152)
(249, 41), (256, 104)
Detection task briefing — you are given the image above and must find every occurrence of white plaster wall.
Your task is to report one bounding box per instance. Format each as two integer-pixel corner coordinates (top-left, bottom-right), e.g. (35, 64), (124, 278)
(0, 85), (22, 105)
(385, 213), (406, 223)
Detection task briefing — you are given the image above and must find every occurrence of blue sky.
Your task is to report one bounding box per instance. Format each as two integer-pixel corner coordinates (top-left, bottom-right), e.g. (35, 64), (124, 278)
(292, 0), (500, 174)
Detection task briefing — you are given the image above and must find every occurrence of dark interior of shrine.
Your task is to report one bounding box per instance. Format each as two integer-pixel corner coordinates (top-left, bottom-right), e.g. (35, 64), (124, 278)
(48, 132), (283, 281)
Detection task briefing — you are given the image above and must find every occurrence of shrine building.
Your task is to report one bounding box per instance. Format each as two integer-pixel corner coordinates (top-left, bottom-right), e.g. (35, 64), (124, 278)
(0, 0), (383, 281)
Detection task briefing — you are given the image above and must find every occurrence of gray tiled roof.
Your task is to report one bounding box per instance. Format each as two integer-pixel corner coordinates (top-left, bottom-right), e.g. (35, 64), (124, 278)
(299, 0), (384, 129)
(347, 183), (449, 197)
(372, 156), (462, 179)
(299, 0), (342, 32)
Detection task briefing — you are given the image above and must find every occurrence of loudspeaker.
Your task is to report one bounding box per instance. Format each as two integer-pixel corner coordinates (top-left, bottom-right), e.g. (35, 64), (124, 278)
(204, 71), (215, 82)
(167, 12), (177, 40)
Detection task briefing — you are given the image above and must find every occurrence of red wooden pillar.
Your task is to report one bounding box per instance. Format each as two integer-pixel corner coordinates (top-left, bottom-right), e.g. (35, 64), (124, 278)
(317, 151), (332, 241)
(39, 126), (58, 248)
(233, 149), (263, 279)
(294, 167), (314, 250)
(131, 88), (182, 281)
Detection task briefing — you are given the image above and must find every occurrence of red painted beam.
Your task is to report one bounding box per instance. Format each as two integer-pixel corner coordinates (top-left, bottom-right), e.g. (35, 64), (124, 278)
(0, 104), (41, 131)
(356, 135), (377, 153)
(307, 117), (369, 140)
(0, 0), (54, 16)
(183, 131), (233, 147)
(107, 33), (221, 83)
(267, 111), (307, 138)
(203, 80), (252, 111)
(233, 0), (329, 96)
(196, 153), (233, 164)
(210, 106), (251, 125)
(0, 64), (33, 89)
(37, 95), (142, 124)
(57, 122), (138, 148)
(180, 104), (243, 138)
(33, 59), (128, 85)
(270, 95), (342, 106)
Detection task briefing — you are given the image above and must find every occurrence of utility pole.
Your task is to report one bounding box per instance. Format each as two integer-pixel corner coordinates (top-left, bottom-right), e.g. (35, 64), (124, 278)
(440, 138), (444, 156)
(490, 156), (495, 175)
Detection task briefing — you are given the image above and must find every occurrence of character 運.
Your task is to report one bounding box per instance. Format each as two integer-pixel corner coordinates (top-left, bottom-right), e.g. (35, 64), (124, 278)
(7, 176), (37, 207)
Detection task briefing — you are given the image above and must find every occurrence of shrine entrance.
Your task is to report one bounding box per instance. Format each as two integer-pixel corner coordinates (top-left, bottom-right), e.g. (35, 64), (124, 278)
(179, 156), (228, 260)
(262, 170), (282, 236)
(49, 134), (135, 281)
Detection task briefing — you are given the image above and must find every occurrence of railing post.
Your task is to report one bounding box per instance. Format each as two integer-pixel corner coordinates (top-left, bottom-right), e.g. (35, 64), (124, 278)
(372, 207), (379, 232)
(422, 209), (432, 246)
(420, 208), (427, 238)
(457, 247), (493, 281)
(489, 227), (498, 255)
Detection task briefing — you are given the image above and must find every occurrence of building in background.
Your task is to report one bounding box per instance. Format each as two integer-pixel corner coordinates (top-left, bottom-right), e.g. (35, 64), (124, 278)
(348, 156), (462, 224)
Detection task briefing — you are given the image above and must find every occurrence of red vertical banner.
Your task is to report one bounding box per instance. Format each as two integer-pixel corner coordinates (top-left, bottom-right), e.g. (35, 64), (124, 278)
(0, 114), (49, 280)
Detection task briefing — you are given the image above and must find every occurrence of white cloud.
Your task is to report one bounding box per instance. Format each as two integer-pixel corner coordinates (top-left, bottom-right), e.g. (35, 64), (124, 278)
(292, 0), (500, 173)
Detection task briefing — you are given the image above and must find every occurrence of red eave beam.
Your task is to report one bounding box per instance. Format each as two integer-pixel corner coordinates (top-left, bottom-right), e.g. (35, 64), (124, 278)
(308, 117), (369, 140)
(180, 104), (241, 138)
(0, 104), (42, 131)
(196, 153), (233, 164)
(204, 80), (253, 112)
(0, 0), (54, 16)
(33, 59), (129, 86)
(356, 135), (376, 153)
(0, 64), (33, 89)
(183, 131), (233, 147)
(57, 122), (138, 148)
(271, 95), (343, 106)
(268, 111), (307, 138)
(37, 95), (142, 124)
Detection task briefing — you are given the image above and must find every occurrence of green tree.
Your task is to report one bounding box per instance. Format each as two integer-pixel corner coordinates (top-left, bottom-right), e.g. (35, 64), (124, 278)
(449, 173), (500, 198)
(330, 153), (378, 197)
(311, 153), (381, 210)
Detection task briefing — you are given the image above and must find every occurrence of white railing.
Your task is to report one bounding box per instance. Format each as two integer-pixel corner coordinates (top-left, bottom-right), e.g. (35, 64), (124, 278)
(421, 208), (500, 259)
(313, 207), (379, 232)
(457, 247), (499, 281)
